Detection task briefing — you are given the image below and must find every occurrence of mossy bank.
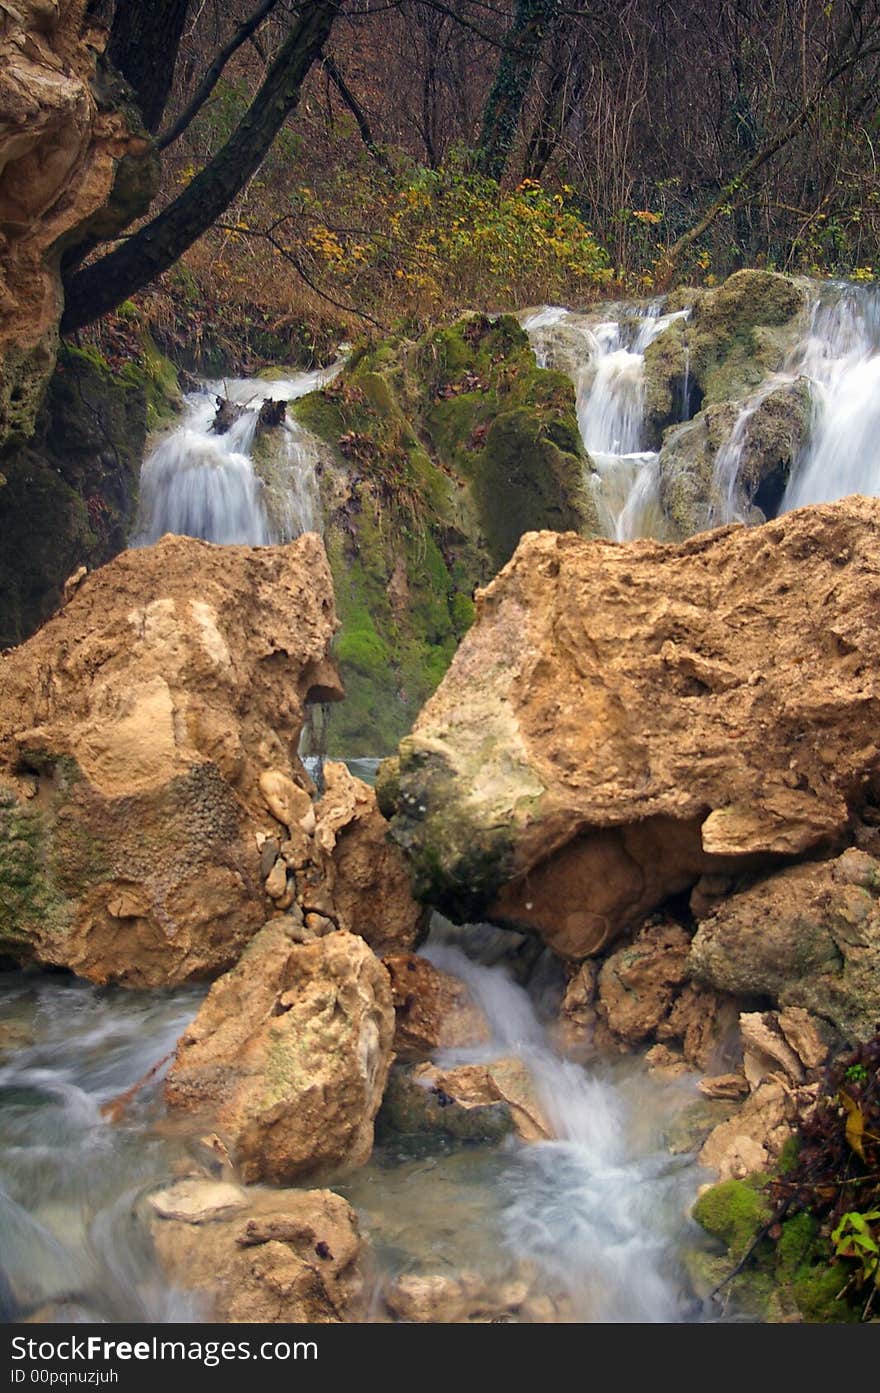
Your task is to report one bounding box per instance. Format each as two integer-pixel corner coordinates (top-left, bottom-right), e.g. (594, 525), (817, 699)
(0, 339), (180, 649)
(294, 313), (596, 755)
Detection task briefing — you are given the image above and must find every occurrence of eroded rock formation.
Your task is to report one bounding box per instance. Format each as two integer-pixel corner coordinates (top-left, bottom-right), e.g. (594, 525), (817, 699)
(0, 533), (341, 984)
(165, 925), (395, 1183)
(148, 1181), (366, 1322)
(386, 498), (880, 964)
(0, 0), (158, 445)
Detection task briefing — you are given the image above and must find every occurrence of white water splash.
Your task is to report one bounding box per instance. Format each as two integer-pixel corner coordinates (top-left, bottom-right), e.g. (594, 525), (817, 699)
(783, 284), (880, 511)
(132, 364), (338, 546)
(522, 303), (689, 540)
(423, 942), (704, 1323)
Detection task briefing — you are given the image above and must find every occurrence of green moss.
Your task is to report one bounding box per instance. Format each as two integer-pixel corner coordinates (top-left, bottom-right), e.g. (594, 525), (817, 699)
(303, 310), (601, 754)
(692, 1177), (772, 1258)
(0, 341), (159, 647)
(0, 787), (70, 953)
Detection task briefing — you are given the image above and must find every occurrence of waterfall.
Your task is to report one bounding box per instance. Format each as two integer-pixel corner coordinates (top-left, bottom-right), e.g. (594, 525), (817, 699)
(422, 942), (704, 1323)
(132, 364), (338, 547)
(782, 284), (880, 511)
(522, 303), (688, 541)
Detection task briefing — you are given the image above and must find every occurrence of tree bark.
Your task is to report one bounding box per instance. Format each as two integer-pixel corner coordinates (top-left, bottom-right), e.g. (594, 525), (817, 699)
(107, 0), (192, 133)
(61, 0), (338, 334)
(476, 0), (560, 183)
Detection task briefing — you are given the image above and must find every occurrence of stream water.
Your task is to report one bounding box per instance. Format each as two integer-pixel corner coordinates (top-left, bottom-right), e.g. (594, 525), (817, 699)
(0, 929), (711, 1325)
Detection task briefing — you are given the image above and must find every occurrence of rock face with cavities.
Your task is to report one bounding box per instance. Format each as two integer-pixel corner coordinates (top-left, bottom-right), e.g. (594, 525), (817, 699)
(384, 497), (880, 960)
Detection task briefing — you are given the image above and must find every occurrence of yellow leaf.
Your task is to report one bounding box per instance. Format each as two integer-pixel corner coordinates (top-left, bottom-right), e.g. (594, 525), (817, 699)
(840, 1091), (866, 1159)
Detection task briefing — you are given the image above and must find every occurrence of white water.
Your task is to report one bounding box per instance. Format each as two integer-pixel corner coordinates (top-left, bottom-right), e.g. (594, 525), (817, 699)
(522, 303), (688, 540)
(783, 285), (880, 511)
(132, 364), (338, 547)
(0, 974), (205, 1321)
(423, 942), (705, 1322)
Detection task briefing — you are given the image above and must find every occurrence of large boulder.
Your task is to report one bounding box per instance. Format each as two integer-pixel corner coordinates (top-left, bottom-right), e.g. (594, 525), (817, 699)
(689, 848), (880, 1041)
(165, 925), (395, 1183)
(147, 1181), (366, 1323)
(385, 498), (880, 960)
(0, 1), (158, 445)
(0, 533), (341, 984)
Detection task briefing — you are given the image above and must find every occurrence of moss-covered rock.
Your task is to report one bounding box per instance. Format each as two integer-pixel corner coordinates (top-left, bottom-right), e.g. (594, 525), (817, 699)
(0, 339), (179, 648)
(295, 313), (595, 755)
(693, 1176), (772, 1258)
(683, 269), (807, 406)
(692, 1175), (860, 1322)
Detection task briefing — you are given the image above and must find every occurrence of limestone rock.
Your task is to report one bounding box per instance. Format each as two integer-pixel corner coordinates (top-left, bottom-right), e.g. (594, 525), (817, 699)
(0, 533), (340, 985)
(740, 1011), (804, 1089)
(597, 921), (690, 1043)
(314, 762), (427, 956)
(699, 1078), (800, 1181)
(404, 1058), (551, 1143)
(385, 1271), (535, 1323)
(383, 953), (491, 1059)
(147, 1179), (248, 1225)
(379, 1064), (514, 1144)
(149, 1185), (365, 1323)
(166, 926), (394, 1184)
(0, 1), (158, 444)
(558, 960), (599, 1052)
(387, 500), (880, 959)
(689, 848), (880, 1042)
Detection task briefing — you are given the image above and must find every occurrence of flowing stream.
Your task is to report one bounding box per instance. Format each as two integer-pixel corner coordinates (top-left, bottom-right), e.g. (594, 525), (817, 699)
(0, 929), (711, 1324)
(18, 290), (880, 1324)
(522, 302), (689, 540)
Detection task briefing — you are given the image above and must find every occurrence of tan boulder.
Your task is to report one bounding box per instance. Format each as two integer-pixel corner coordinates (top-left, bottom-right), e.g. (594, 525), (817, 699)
(148, 1183), (365, 1323)
(386, 500), (880, 958)
(597, 921), (691, 1043)
(385, 1271), (534, 1323)
(314, 762), (428, 956)
(166, 926), (394, 1184)
(384, 953), (491, 1059)
(0, 534), (340, 985)
(0, 1), (159, 444)
(689, 847), (880, 1041)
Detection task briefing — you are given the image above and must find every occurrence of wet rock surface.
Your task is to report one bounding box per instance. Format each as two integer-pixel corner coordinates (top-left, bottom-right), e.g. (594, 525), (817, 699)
(165, 926), (395, 1184)
(0, 533), (340, 985)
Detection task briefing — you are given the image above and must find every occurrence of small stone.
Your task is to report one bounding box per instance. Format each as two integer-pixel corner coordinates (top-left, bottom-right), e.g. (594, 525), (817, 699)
(264, 858), (288, 900)
(304, 912), (334, 936)
(148, 1179), (248, 1224)
(260, 839), (281, 878)
(778, 1007), (828, 1071)
(259, 770), (313, 835)
(698, 1073), (749, 1100)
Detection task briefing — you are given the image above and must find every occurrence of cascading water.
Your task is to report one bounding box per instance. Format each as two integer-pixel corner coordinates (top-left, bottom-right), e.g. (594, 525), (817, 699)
(132, 364), (338, 547)
(782, 284), (880, 511)
(522, 303), (689, 541)
(419, 942), (707, 1323)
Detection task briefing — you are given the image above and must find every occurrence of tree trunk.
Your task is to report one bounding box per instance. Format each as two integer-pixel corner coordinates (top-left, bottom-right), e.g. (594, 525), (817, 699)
(61, 0), (338, 334)
(476, 0), (560, 183)
(107, 0), (192, 133)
